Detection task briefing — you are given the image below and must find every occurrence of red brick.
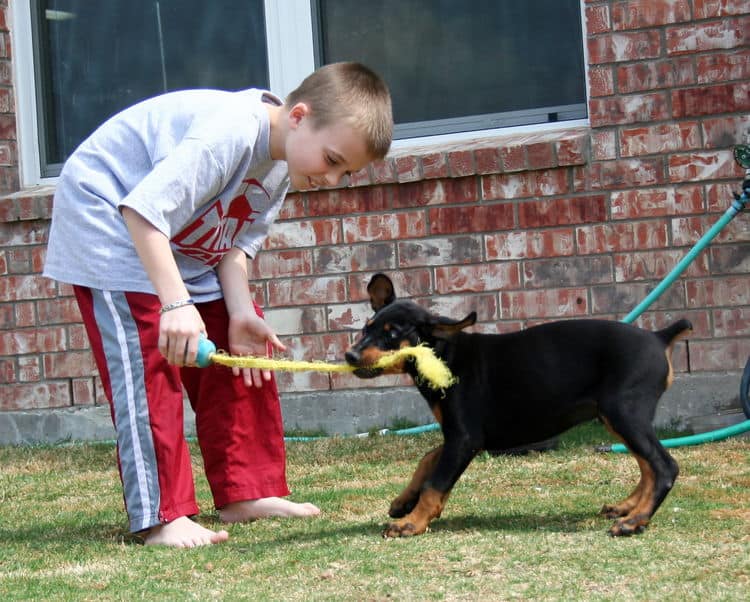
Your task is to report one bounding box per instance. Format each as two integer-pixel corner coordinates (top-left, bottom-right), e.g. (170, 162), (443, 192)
(247, 249), (313, 280)
(696, 49), (750, 84)
(577, 221), (669, 255)
(36, 296), (81, 325)
(18, 355), (40, 382)
(264, 218), (342, 249)
(436, 263), (521, 292)
(473, 147), (502, 174)
(667, 17), (749, 55)
(556, 134), (588, 166)
(713, 307), (750, 337)
(0, 357), (15, 383)
(688, 338), (749, 371)
(611, 186), (704, 220)
(420, 152), (449, 179)
(0, 382), (71, 411)
(481, 172), (534, 200)
(686, 276), (749, 308)
(486, 228), (576, 260)
(672, 82), (750, 118)
(43, 350), (97, 379)
(526, 142), (557, 170)
(268, 277), (346, 307)
(620, 122), (701, 157)
(394, 155), (421, 182)
(612, 0), (692, 30)
(615, 249), (709, 282)
(343, 211), (426, 243)
(519, 195), (607, 228)
(617, 58), (695, 94)
(668, 150), (744, 183)
(498, 146), (526, 172)
(589, 93), (670, 127)
(590, 130), (617, 161)
(370, 158), (397, 184)
(500, 288), (589, 319)
(694, 0), (749, 18)
(447, 150), (475, 177)
(398, 236), (483, 267)
(587, 31), (661, 64)
(585, 4), (611, 34)
(429, 204), (514, 235)
(0, 274), (57, 302)
(305, 186), (390, 216)
(702, 115), (750, 149)
(0, 326), (67, 355)
(72, 377), (97, 406)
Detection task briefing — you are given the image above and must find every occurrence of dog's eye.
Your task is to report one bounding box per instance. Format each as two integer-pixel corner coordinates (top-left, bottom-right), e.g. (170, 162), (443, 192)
(389, 329), (400, 340)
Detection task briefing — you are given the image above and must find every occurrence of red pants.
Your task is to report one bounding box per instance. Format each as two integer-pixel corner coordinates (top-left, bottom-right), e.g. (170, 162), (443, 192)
(74, 287), (290, 532)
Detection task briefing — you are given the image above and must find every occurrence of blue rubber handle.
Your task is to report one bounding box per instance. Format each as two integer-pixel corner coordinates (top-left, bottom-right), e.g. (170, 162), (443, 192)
(196, 337), (216, 368)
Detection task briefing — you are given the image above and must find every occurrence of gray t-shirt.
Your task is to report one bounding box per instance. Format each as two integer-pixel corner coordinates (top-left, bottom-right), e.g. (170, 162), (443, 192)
(44, 88), (289, 302)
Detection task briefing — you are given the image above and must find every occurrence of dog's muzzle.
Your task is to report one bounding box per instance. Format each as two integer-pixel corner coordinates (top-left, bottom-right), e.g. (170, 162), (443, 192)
(344, 349), (382, 379)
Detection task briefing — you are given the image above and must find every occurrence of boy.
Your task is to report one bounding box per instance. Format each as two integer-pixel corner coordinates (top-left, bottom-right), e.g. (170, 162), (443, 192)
(43, 62), (393, 547)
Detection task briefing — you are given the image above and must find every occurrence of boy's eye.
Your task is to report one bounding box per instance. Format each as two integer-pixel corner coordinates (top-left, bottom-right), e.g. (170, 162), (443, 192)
(326, 155), (338, 166)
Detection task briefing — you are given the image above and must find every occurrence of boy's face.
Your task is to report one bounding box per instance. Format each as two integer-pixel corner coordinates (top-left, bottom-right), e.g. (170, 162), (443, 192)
(285, 104), (373, 191)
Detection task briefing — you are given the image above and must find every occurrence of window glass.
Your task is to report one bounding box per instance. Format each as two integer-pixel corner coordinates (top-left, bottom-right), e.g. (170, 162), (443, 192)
(314, 0), (586, 138)
(32, 0), (268, 175)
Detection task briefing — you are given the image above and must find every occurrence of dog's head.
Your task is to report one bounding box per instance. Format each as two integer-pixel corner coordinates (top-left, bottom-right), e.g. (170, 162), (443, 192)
(345, 273), (476, 378)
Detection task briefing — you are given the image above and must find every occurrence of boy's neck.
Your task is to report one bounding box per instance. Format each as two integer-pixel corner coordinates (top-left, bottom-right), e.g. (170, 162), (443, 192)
(265, 104), (286, 161)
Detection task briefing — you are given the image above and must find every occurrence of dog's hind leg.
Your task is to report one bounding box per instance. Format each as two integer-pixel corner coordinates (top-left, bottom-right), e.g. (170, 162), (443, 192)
(389, 445), (442, 518)
(602, 406), (679, 536)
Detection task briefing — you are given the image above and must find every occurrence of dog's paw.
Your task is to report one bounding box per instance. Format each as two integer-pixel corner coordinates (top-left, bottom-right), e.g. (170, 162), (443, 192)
(382, 520), (425, 538)
(609, 515), (648, 536)
(600, 503), (628, 519)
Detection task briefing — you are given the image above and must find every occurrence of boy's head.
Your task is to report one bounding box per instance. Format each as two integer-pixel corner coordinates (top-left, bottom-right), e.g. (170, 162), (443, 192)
(285, 62), (393, 161)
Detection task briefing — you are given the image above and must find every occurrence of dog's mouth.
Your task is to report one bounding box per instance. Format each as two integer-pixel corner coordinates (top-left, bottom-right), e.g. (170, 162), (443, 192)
(345, 347), (406, 378)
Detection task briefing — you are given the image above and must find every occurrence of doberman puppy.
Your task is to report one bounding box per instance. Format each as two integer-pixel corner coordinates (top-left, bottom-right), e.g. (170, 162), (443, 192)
(345, 273), (692, 538)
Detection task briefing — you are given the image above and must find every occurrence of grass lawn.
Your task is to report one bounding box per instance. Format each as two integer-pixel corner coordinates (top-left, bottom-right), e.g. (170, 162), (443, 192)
(0, 420), (748, 601)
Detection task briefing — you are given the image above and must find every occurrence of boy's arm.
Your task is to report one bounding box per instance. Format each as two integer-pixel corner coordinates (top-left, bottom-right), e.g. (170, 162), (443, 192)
(216, 247), (286, 388)
(121, 207), (205, 366)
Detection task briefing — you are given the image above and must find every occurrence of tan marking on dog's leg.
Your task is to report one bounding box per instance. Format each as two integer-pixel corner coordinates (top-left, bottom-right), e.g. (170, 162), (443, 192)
(600, 417), (647, 518)
(664, 346), (675, 390)
(383, 488), (446, 538)
(610, 453), (656, 536)
(389, 445), (442, 518)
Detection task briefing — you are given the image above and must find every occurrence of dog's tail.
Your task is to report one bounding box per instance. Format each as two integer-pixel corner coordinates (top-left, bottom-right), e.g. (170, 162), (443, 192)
(656, 318), (693, 346)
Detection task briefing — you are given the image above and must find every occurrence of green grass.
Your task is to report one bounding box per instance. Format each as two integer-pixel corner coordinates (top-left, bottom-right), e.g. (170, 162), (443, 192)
(1, 420), (748, 601)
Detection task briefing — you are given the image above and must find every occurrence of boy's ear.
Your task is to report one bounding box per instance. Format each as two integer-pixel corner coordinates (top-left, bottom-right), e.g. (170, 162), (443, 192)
(288, 102), (311, 128)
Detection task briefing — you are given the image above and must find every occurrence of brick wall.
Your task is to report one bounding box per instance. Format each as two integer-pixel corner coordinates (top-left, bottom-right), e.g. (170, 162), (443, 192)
(1, 1), (749, 415)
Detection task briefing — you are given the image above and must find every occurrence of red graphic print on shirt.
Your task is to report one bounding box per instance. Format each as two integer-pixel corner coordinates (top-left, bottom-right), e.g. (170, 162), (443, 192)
(172, 179), (269, 265)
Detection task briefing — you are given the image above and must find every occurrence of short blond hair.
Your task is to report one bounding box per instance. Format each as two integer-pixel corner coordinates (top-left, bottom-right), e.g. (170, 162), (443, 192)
(286, 62), (393, 159)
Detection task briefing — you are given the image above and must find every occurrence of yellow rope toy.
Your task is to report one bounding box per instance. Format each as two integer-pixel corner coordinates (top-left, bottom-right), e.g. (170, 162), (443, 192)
(196, 337), (456, 391)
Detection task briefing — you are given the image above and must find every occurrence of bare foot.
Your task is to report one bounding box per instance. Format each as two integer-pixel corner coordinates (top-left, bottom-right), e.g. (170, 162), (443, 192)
(143, 516), (229, 547)
(218, 497), (321, 523)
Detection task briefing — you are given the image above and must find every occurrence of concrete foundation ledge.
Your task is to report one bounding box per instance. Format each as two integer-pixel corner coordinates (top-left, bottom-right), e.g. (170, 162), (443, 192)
(0, 371), (746, 446)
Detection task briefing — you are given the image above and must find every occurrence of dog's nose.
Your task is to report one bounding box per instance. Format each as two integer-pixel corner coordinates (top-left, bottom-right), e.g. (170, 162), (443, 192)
(345, 350), (361, 365)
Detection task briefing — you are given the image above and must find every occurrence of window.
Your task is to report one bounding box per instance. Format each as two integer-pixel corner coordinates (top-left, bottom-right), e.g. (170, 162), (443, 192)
(14, 0), (585, 185)
(314, 1), (587, 139)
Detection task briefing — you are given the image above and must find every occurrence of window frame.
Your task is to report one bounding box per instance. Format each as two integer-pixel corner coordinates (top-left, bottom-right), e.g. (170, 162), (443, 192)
(11, 0), (588, 188)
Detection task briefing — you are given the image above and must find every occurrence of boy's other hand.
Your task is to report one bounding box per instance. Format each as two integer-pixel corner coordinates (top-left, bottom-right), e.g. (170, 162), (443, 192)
(228, 313), (287, 388)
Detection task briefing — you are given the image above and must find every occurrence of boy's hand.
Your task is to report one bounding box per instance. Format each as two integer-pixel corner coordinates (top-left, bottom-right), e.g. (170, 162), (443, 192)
(158, 304), (206, 366)
(228, 312), (287, 388)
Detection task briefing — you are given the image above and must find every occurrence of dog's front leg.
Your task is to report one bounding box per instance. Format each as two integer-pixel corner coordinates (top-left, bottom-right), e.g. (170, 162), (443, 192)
(389, 445), (443, 518)
(384, 438), (476, 538)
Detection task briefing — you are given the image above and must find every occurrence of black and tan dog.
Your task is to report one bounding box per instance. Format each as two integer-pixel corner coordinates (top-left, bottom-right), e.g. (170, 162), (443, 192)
(345, 273), (691, 538)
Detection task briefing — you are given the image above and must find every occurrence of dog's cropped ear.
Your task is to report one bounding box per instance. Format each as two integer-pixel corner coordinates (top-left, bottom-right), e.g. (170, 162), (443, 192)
(367, 273), (396, 311)
(430, 311), (477, 339)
